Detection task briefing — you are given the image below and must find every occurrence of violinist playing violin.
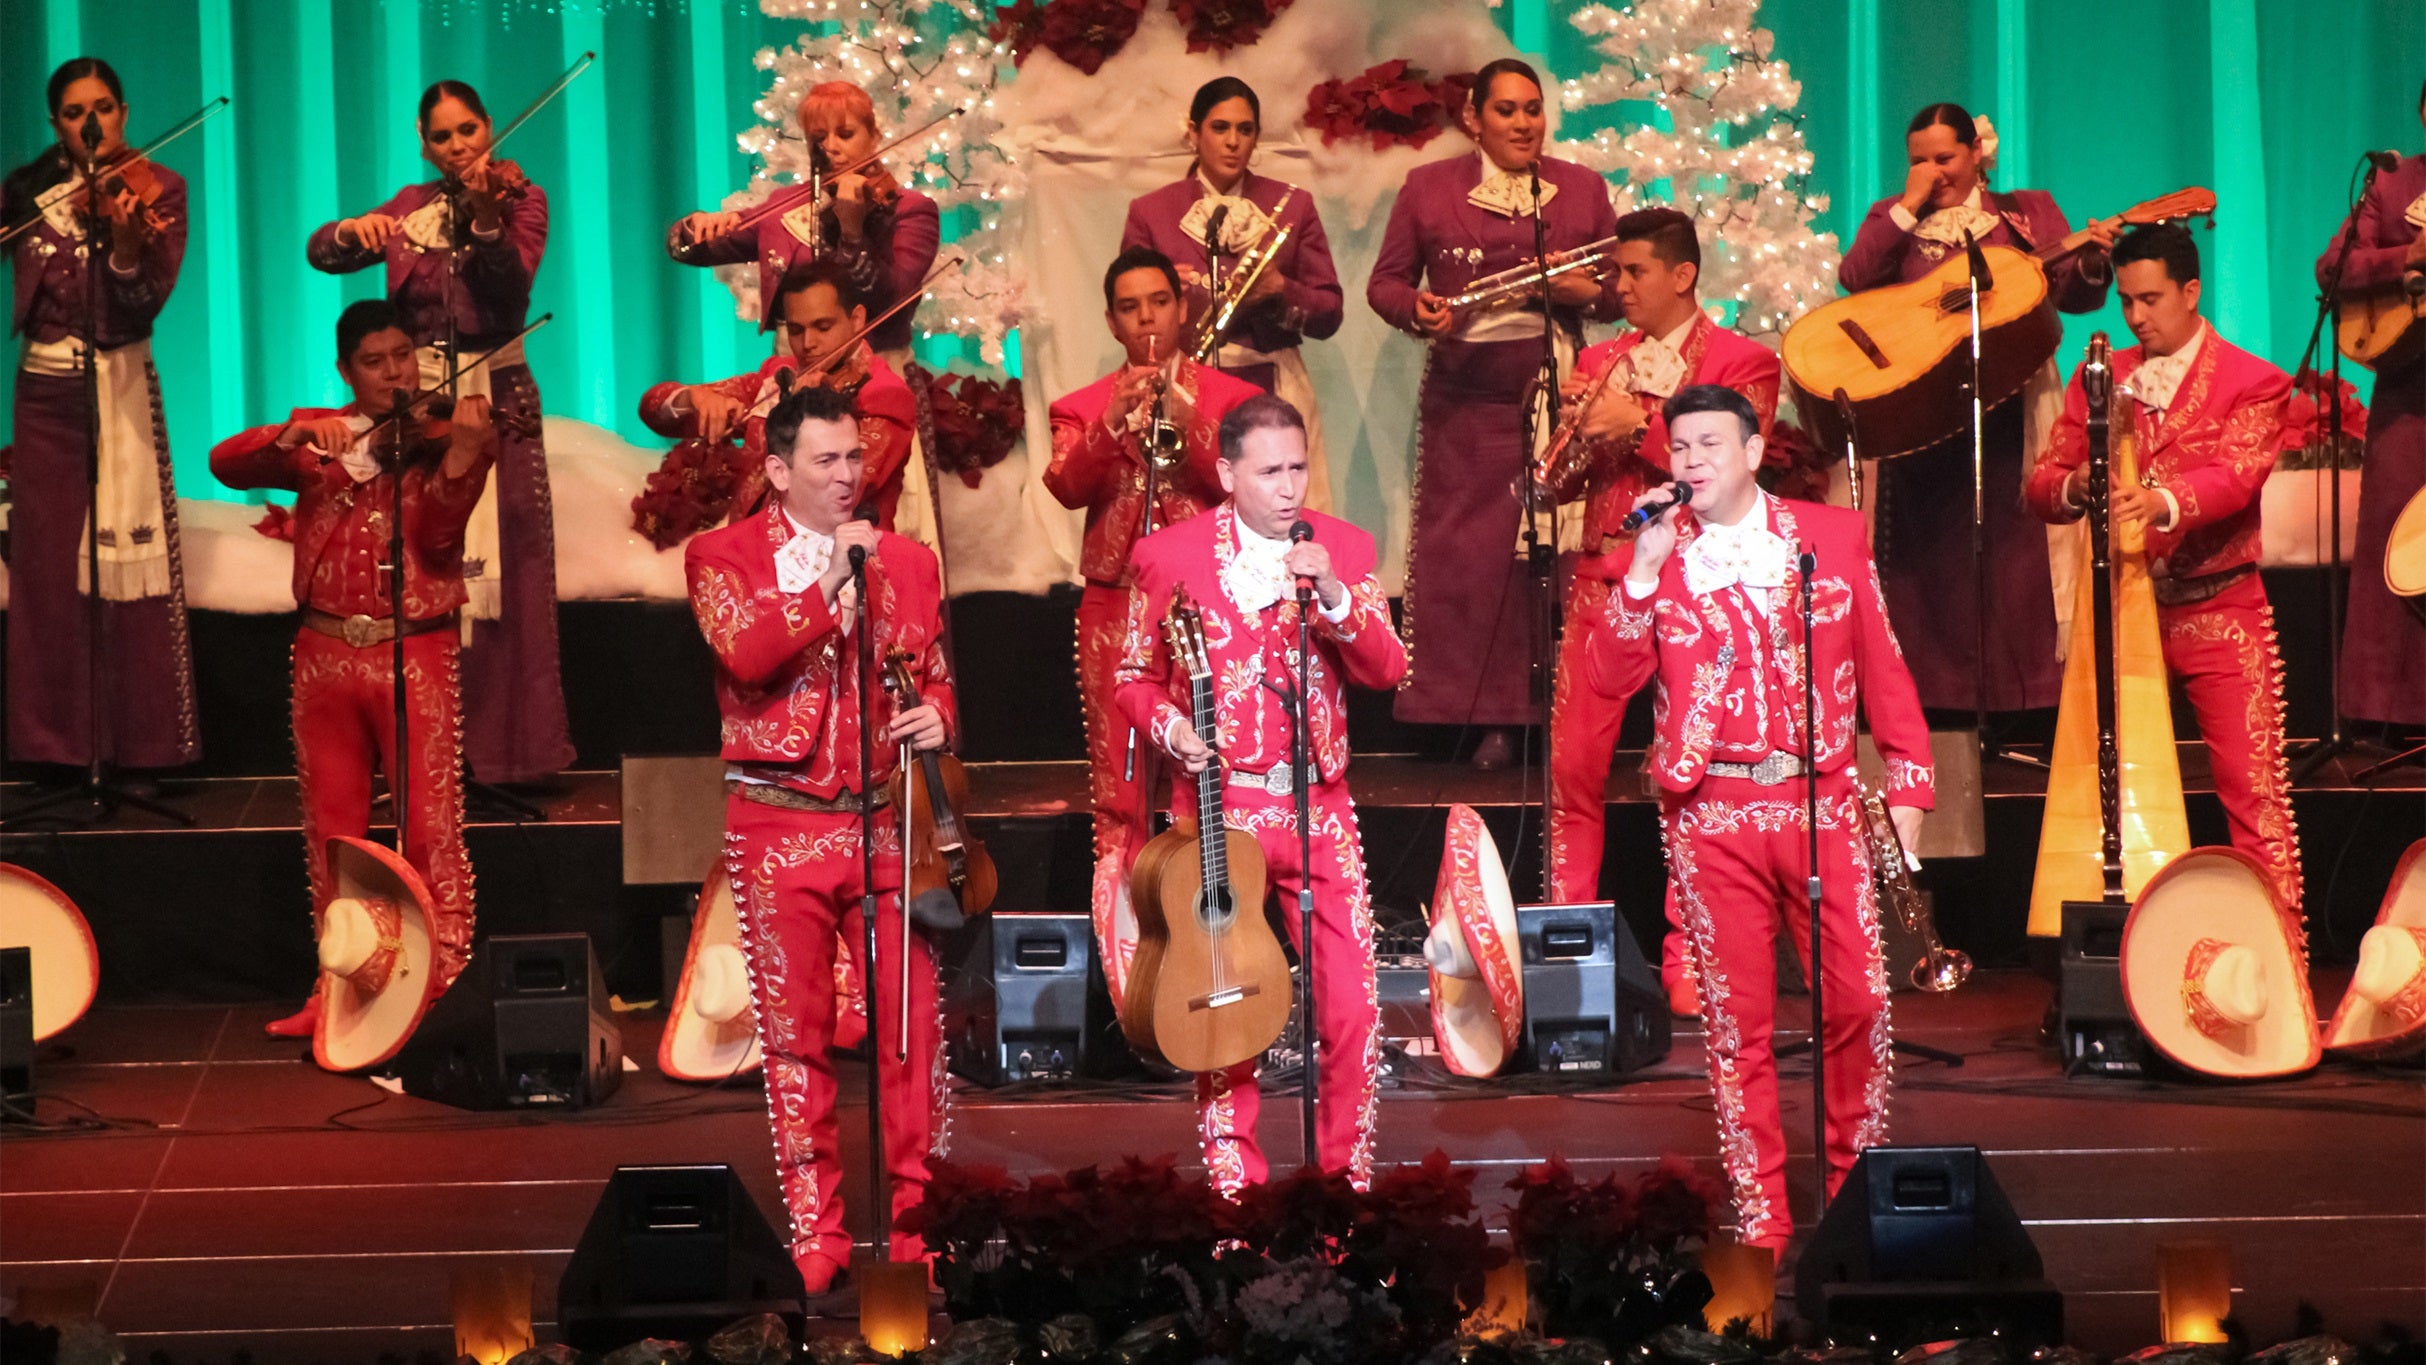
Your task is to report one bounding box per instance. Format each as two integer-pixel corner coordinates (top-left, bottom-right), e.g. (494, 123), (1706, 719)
(307, 79), (569, 788)
(637, 258), (916, 542)
(3, 57), (199, 782)
(209, 300), (497, 1046)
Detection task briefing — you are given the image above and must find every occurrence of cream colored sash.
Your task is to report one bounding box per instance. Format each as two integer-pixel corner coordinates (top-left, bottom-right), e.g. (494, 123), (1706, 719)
(417, 340), (526, 639)
(875, 346), (941, 560)
(22, 336), (171, 600)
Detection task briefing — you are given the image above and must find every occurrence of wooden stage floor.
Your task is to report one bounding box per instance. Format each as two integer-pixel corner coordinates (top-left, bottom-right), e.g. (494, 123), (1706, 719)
(4, 972), (2420, 1362)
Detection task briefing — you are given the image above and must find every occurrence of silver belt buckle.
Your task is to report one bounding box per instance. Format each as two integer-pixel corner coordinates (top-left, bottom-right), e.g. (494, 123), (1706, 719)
(1750, 752), (1798, 786)
(342, 613), (384, 649)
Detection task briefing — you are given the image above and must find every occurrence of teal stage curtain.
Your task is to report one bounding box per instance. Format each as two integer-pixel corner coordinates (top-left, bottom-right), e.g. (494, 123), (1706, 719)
(6, 1), (2421, 505)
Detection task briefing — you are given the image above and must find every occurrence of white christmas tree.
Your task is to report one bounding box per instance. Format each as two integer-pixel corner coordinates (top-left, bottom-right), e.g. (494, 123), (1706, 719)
(1556, 0), (1837, 339)
(734, 0), (1024, 365)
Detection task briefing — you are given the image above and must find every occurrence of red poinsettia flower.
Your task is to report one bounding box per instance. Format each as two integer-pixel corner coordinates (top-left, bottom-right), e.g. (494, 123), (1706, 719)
(989, 0), (1048, 64)
(1305, 60), (1474, 152)
(2278, 367), (2369, 454)
(1172, 0), (1294, 54)
(1035, 0), (1146, 76)
(252, 503), (296, 543)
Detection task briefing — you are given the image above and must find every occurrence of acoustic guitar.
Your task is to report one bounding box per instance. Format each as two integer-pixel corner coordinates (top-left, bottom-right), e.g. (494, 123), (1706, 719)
(1122, 588), (1293, 1074)
(2336, 280), (2425, 371)
(1784, 188), (2216, 459)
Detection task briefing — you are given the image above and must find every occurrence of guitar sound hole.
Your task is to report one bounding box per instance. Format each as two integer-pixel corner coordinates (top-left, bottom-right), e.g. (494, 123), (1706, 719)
(1196, 887), (1236, 933)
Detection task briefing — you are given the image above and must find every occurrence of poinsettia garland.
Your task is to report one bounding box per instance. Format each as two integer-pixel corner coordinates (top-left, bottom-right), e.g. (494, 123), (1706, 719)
(1305, 60), (1476, 152)
(629, 437), (762, 551)
(2277, 367), (2370, 468)
(917, 368), (1025, 488)
(990, 0), (1292, 72)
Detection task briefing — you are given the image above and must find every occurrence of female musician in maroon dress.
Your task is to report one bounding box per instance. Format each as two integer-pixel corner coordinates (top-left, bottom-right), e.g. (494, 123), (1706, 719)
(1368, 59), (1620, 762)
(307, 80), (571, 785)
(1121, 78), (1344, 510)
(1839, 102), (2117, 717)
(4, 58), (198, 776)
(669, 81), (941, 367)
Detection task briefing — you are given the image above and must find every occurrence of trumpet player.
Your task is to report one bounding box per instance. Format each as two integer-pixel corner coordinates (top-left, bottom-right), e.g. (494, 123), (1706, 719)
(2026, 225), (2302, 919)
(1368, 57), (1621, 768)
(1543, 207), (1780, 1018)
(1122, 77), (1344, 511)
(1045, 246), (1262, 1016)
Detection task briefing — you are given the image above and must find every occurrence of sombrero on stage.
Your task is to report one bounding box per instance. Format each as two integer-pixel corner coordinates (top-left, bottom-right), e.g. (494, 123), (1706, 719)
(1425, 804), (1524, 1077)
(313, 837), (443, 1074)
(2120, 846), (2320, 1080)
(0, 863), (100, 1041)
(659, 863), (764, 1082)
(2385, 484), (2426, 597)
(2323, 838), (2426, 1060)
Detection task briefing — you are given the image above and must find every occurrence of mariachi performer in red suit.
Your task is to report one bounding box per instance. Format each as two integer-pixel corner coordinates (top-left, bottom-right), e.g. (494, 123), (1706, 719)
(1839, 102), (2117, 718)
(1114, 395), (1408, 1193)
(211, 300), (495, 1042)
(2314, 87), (2426, 731)
(1582, 384), (1933, 1251)
(637, 259), (917, 543)
(2028, 226), (2301, 917)
(308, 80), (569, 785)
(4, 58), (199, 778)
(1368, 57), (1622, 766)
(1121, 77), (1344, 509)
(1046, 246), (1262, 1012)
(1543, 207), (1779, 1014)
(686, 383), (955, 1294)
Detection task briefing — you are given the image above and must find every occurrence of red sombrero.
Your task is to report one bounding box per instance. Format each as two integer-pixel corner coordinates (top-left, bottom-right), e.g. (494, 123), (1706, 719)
(0, 863), (99, 1041)
(2324, 837), (2426, 1060)
(1425, 804), (1524, 1077)
(659, 863), (764, 1082)
(2120, 847), (2320, 1080)
(313, 838), (443, 1074)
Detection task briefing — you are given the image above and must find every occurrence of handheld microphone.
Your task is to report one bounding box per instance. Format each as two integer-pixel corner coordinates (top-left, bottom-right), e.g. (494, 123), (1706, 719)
(1289, 519), (1315, 602)
(1619, 481), (1691, 533)
(2366, 149), (2402, 175)
(847, 503), (876, 574)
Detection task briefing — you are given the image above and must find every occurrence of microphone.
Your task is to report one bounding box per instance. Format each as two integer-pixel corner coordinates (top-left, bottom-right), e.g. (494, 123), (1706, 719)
(1203, 203), (1230, 256)
(2406, 265), (2426, 301)
(1620, 481), (1691, 533)
(80, 113), (102, 156)
(1962, 229), (1994, 291)
(1289, 518), (1315, 602)
(2365, 149), (2402, 175)
(847, 503), (876, 575)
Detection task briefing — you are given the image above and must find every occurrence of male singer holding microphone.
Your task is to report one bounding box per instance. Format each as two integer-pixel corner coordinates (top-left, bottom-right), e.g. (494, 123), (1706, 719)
(685, 383), (956, 1295)
(1582, 384), (1933, 1252)
(1114, 394), (1407, 1194)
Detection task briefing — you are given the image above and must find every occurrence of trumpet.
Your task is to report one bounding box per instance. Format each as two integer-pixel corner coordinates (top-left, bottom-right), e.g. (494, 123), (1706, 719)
(1140, 336), (1185, 471)
(1857, 783), (1970, 993)
(1533, 354), (1632, 496)
(1440, 233), (1623, 317)
(1187, 189), (1296, 364)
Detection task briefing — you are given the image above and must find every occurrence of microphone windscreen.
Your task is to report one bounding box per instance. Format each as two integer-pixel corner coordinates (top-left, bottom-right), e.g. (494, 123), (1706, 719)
(1289, 519), (1314, 544)
(854, 503), (878, 524)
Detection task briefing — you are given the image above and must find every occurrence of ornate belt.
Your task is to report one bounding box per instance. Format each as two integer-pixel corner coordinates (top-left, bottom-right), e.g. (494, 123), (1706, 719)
(2151, 563), (2253, 608)
(1226, 763), (1306, 797)
(1706, 752), (1806, 786)
(726, 778), (892, 814)
(301, 607), (458, 650)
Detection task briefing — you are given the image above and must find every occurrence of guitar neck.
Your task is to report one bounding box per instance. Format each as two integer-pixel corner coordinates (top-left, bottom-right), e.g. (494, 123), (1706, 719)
(1191, 673), (1227, 888)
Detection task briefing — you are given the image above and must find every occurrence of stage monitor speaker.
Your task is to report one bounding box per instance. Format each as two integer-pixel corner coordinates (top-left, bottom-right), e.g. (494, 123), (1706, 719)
(395, 933), (624, 1109)
(1794, 1146), (2063, 1347)
(1515, 902), (1669, 1075)
(2058, 901), (2148, 1078)
(557, 1164), (803, 1351)
(0, 946), (31, 1109)
(941, 912), (1108, 1084)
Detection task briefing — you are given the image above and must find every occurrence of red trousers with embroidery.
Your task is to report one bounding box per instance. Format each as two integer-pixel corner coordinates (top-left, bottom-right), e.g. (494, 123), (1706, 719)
(1078, 582), (1150, 1008)
(2160, 575), (2302, 921)
(1195, 780), (1381, 1194)
(1550, 574), (1688, 985)
(292, 628), (474, 988)
(1665, 770), (1892, 1250)
(722, 793), (944, 1280)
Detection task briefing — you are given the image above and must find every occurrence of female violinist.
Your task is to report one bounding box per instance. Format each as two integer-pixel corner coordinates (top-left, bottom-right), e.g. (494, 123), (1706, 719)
(3, 57), (198, 779)
(1120, 77), (1344, 512)
(307, 79), (571, 786)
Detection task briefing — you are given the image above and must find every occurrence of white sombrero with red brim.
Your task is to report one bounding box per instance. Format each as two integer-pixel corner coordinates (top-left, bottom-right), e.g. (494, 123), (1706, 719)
(0, 863), (99, 1041)
(2121, 846), (2320, 1080)
(313, 837), (443, 1074)
(2324, 837), (2426, 1060)
(659, 864), (763, 1082)
(1426, 804), (1525, 1078)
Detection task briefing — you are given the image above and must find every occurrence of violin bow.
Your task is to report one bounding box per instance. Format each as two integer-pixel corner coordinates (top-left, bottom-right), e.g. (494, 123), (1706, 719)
(0, 95), (231, 249)
(317, 313), (555, 463)
(481, 51), (596, 163)
(688, 105), (965, 246)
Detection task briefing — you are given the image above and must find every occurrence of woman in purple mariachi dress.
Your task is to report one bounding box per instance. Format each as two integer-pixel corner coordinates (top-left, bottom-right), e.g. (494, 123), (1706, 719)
(1838, 102), (2117, 717)
(4, 58), (198, 777)
(307, 80), (571, 784)
(1122, 77), (1345, 511)
(1368, 59), (1620, 762)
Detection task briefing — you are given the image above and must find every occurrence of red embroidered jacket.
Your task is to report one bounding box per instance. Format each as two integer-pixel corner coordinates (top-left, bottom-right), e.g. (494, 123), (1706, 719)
(1583, 495), (1935, 808)
(1044, 360), (1262, 587)
(684, 505), (956, 798)
(211, 407), (495, 622)
(1555, 315), (1782, 574)
(1113, 505), (1407, 786)
(2026, 327), (2290, 583)
(640, 348), (917, 529)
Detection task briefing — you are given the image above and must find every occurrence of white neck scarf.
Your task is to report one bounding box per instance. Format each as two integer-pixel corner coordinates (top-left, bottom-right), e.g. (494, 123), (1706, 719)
(1913, 184), (2001, 250)
(1180, 173), (1272, 255)
(1469, 153), (1558, 218)
(2125, 322), (2208, 413)
(1683, 494), (1790, 613)
(1221, 514), (1296, 615)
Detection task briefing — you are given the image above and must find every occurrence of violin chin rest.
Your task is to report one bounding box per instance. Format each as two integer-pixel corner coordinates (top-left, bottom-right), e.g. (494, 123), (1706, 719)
(907, 888), (967, 934)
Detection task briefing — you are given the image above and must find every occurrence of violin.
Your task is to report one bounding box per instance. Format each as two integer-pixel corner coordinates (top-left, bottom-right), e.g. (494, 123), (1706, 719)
(88, 154), (177, 236)
(446, 156), (533, 208)
(879, 647), (995, 933)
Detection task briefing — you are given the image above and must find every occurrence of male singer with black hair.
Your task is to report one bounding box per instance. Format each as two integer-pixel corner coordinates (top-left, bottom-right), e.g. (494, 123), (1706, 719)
(1582, 383), (1932, 1251)
(685, 382), (955, 1294)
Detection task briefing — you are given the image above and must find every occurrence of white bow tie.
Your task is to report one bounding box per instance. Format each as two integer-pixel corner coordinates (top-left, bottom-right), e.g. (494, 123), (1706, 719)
(2128, 351), (2193, 412)
(1181, 192), (1272, 254)
(1222, 526), (1295, 615)
(1623, 335), (1689, 401)
(1684, 522), (1792, 601)
(1469, 168), (1558, 219)
(1912, 200), (2002, 250)
(775, 524), (835, 594)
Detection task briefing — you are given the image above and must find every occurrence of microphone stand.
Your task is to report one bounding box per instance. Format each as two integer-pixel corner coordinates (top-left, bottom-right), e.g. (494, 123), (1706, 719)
(851, 541), (893, 1269)
(1796, 547), (1830, 1225)
(6, 118), (192, 830)
(1959, 232), (2038, 768)
(1292, 574), (1317, 1170)
(1522, 158), (1561, 895)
